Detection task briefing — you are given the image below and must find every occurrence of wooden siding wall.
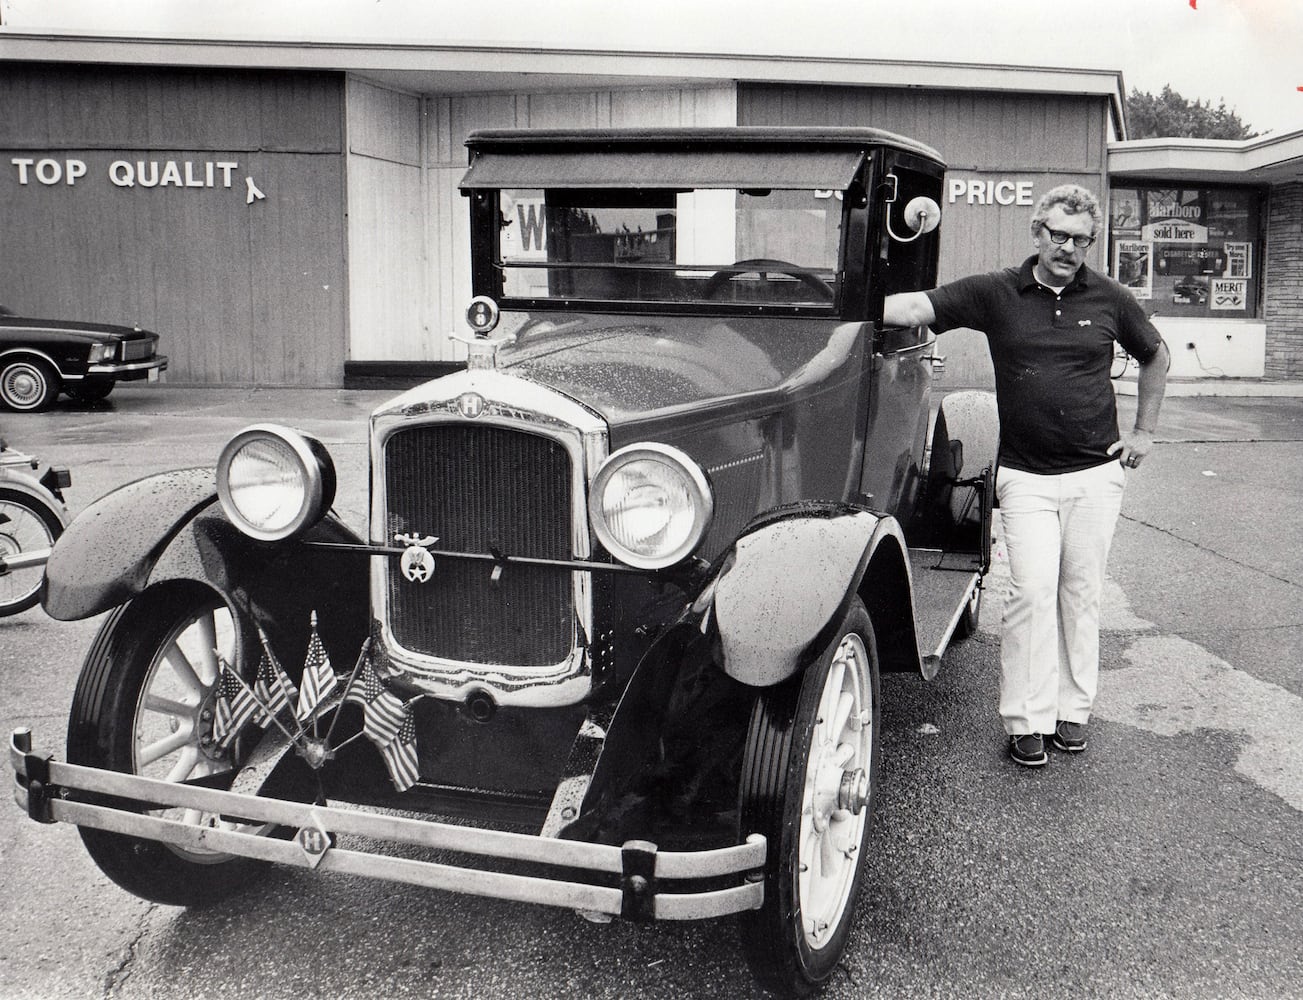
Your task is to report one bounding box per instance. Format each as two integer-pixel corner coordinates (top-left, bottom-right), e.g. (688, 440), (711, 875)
(0, 64), (347, 386)
(741, 84), (1111, 386)
(345, 82), (736, 364)
(346, 79), (428, 361)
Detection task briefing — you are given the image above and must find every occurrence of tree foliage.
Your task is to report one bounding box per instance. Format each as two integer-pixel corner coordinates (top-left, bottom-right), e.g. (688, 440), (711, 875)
(1126, 86), (1258, 140)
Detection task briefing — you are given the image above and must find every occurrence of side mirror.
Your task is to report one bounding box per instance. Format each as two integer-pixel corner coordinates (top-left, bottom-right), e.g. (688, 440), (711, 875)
(886, 194), (942, 243)
(903, 196), (941, 235)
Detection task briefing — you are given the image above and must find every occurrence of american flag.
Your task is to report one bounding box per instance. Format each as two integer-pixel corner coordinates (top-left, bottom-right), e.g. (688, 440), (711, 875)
(212, 660), (261, 749)
(295, 611), (337, 722)
(343, 659), (408, 746)
(380, 709), (420, 792)
(253, 630), (298, 725)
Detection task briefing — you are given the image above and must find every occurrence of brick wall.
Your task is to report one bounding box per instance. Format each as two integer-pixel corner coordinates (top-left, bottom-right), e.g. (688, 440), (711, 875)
(1264, 182), (1303, 379)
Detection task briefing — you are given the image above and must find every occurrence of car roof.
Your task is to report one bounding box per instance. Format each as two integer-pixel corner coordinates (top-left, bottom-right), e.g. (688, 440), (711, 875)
(461, 126), (944, 191)
(466, 126), (941, 158)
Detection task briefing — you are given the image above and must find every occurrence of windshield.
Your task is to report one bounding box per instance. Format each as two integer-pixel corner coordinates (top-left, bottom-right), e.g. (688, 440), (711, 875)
(496, 188), (843, 309)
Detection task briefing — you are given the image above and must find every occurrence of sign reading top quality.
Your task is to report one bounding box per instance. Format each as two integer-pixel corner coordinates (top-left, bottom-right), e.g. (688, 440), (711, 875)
(10, 157), (242, 188)
(9, 156), (268, 203)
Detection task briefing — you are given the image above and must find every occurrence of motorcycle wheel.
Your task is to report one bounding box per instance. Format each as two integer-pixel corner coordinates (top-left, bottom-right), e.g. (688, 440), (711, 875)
(0, 488), (62, 616)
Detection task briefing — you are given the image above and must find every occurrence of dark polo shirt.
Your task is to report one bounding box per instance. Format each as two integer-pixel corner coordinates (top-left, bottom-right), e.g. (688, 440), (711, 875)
(927, 256), (1164, 474)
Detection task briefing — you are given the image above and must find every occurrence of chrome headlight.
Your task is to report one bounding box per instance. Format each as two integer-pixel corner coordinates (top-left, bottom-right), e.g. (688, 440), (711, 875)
(589, 443), (713, 570)
(87, 342), (115, 363)
(216, 425), (335, 541)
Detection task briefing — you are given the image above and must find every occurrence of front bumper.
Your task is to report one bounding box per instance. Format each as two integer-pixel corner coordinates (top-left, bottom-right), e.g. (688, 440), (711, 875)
(10, 728), (765, 921)
(85, 356), (168, 381)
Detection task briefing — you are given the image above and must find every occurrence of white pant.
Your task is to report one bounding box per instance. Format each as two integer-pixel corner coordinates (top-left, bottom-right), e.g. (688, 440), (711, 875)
(995, 462), (1126, 736)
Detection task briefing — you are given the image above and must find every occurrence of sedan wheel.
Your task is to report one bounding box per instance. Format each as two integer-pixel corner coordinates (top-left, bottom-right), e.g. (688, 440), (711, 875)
(0, 358), (60, 411)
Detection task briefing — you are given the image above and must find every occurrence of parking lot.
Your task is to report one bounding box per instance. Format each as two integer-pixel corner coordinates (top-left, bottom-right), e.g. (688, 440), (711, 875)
(2, 385), (1302, 999)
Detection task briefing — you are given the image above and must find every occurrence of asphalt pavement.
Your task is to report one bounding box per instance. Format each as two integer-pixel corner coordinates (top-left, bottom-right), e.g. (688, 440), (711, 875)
(0, 384), (1301, 999)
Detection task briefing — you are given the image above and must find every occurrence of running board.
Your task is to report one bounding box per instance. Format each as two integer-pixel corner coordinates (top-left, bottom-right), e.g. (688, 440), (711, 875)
(909, 548), (981, 679)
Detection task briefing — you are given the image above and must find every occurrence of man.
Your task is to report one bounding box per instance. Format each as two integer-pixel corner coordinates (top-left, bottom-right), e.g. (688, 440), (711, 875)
(884, 184), (1169, 767)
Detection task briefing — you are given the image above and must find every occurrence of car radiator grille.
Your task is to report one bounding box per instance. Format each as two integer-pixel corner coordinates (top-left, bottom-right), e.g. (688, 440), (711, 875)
(120, 339), (154, 362)
(384, 424), (575, 666)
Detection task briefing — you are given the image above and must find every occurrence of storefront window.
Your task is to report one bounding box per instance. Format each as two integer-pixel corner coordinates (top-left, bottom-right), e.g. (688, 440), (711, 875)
(1108, 185), (1261, 318)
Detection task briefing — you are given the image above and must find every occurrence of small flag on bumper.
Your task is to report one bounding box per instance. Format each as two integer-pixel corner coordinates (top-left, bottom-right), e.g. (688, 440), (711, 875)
(342, 654), (420, 791)
(380, 711), (420, 792)
(253, 629), (298, 723)
(296, 611), (337, 722)
(212, 661), (260, 748)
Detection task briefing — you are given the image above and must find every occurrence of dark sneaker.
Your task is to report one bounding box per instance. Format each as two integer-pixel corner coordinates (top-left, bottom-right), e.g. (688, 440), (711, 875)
(1009, 733), (1048, 767)
(1052, 720), (1087, 753)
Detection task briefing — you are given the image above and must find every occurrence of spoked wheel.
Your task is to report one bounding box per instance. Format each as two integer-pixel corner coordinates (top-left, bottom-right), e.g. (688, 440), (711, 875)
(0, 488), (62, 615)
(738, 598), (880, 997)
(67, 581), (274, 905)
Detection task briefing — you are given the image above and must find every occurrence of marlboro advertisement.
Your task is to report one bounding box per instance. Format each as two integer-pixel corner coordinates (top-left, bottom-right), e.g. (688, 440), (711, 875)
(1114, 240), (1152, 300)
(1109, 185), (1257, 315)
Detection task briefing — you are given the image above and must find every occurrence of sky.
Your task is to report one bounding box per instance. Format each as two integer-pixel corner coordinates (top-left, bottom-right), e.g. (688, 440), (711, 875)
(1, 0), (1300, 136)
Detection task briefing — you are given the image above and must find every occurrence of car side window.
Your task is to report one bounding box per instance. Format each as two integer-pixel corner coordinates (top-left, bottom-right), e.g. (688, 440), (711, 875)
(874, 163), (943, 348)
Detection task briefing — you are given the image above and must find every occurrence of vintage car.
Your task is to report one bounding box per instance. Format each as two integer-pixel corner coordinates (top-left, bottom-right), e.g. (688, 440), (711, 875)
(11, 127), (997, 997)
(0, 304), (168, 410)
(0, 438), (71, 614)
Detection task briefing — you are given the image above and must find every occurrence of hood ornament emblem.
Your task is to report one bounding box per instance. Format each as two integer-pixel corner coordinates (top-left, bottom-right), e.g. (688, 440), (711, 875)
(448, 296), (513, 371)
(395, 533), (438, 583)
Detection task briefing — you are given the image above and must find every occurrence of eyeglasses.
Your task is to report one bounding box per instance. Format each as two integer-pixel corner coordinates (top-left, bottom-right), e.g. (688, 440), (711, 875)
(1041, 224), (1096, 249)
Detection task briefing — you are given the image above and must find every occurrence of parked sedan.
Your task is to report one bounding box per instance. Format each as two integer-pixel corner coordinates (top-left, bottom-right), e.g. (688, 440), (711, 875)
(0, 305), (168, 411)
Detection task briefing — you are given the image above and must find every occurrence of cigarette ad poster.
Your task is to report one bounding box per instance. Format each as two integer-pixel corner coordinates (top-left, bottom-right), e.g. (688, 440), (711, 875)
(1223, 242), (1252, 279)
(1210, 278), (1247, 311)
(1115, 240), (1152, 300)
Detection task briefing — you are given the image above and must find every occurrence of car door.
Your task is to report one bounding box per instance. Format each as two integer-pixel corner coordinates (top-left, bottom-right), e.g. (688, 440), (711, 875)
(859, 156), (944, 520)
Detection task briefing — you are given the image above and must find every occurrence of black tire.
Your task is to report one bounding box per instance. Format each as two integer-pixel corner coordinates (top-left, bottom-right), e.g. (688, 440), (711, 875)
(0, 488), (63, 615)
(738, 598), (881, 997)
(67, 379), (115, 403)
(950, 580), (982, 643)
(0, 357), (60, 411)
(66, 581), (272, 906)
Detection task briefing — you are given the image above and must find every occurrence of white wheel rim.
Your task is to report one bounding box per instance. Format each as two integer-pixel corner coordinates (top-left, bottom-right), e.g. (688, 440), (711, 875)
(0, 499), (55, 607)
(132, 602), (268, 860)
(799, 631), (873, 949)
(2, 364), (47, 408)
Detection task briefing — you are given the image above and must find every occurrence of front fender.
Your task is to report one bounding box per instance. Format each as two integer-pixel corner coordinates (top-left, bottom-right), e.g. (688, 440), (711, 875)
(43, 471), (369, 652)
(0, 467), (69, 528)
(42, 469), (219, 620)
(565, 502), (922, 847)
(707, 501), (922, 686)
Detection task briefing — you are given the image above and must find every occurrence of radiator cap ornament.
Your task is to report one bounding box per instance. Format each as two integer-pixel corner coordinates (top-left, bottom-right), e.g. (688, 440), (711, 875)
(466, 295), (499, 335)
(450, 296), (512, 370)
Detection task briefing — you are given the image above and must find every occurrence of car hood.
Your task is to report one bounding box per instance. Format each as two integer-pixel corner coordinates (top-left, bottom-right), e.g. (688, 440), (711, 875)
(495, 312), (866, 433)
(0, 316), (156, 341)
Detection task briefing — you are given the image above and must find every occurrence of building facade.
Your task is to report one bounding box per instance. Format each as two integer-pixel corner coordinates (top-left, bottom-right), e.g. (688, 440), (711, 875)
(1, 35), (1298, 389)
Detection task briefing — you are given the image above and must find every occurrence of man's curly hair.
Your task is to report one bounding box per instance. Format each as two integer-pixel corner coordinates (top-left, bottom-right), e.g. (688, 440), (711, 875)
(1030, 184), (1102, 240)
